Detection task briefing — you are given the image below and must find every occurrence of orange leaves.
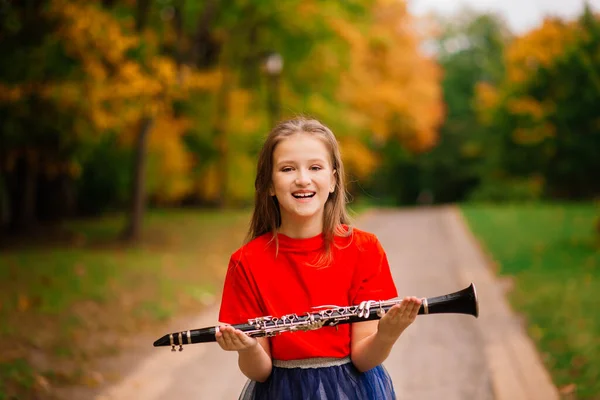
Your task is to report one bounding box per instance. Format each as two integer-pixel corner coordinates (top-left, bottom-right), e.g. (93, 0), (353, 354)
(512, 124), (556, 146)
(17, 294), (30, 312)
(476, 17), (580, 147)
(336, 0), (444, 155)
(0, 84), (23, 102)
(505, 18), (577, 84)
(506, 97), (550, 120)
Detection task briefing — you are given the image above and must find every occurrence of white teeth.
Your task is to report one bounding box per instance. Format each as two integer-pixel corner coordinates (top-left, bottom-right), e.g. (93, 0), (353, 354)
(293, 192), (315, 198)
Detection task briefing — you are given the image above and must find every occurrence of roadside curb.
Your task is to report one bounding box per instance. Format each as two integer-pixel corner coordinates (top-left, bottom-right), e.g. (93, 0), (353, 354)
(445, 205), (560, 400)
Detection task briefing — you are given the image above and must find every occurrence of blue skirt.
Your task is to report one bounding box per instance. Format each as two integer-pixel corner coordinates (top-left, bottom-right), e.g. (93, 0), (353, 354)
(239, 357), (396, 400)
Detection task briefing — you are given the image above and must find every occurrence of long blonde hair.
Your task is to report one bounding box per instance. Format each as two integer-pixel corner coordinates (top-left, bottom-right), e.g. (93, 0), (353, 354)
(246, 117), (352, 265)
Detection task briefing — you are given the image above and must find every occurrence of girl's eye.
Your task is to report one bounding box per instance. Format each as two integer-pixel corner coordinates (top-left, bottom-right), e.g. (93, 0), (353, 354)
(310, 165), (322, 171)
(281, 167), (293, 172)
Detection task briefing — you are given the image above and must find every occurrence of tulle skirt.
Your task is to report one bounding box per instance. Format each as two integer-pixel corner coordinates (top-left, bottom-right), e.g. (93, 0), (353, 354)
(239, 357), (396, 400)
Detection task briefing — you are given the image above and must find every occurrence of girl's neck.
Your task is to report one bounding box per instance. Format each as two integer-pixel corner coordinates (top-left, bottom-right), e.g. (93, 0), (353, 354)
(278, 218), (323, 239)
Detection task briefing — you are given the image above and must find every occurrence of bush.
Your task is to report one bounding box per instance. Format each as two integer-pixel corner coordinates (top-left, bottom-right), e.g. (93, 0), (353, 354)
(468, 177), (543, 203)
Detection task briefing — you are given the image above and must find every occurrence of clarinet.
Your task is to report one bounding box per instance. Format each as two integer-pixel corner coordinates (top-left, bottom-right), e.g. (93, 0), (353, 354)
(154, 283), (479, 351)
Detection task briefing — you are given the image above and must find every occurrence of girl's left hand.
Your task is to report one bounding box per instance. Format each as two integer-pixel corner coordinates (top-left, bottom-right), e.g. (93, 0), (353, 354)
(215, 324), (259, 352)
(376, 296), (422, 343)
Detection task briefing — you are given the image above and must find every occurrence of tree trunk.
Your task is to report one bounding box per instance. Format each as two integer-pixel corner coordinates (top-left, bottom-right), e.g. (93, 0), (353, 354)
(191, 0), (219, 68)
(6, 155), (37, 233)
(135, 0), (151, 32)
(213, 71), (230, 208)
(121, 0), (153, 243)
(267, 73), (281, 127)
(122, 117), (153, 241)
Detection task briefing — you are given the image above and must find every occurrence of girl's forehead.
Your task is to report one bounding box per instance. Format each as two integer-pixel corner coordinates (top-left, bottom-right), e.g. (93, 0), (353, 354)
(273, 134), (331, 159)
(277, 132), (328, 148)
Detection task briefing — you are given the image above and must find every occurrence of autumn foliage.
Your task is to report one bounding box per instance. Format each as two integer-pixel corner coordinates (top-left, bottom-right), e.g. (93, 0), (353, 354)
(0, 0), (444, 229)
(474, 8), (600, 198)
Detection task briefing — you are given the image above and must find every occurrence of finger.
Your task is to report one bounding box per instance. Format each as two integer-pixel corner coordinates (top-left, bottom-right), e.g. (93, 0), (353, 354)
(398, 297), (412, 314)
(409, 297), (421, 318)
(232, 330), (248, 346)
(384, 304), (402, 319)
(237, 331), (254, 348)
(216, 325), (230, 344)
(222, 328), (236, 348)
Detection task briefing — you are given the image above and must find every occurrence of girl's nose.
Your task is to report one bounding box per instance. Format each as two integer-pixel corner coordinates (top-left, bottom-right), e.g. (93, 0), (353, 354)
(295, 170), (311, 186)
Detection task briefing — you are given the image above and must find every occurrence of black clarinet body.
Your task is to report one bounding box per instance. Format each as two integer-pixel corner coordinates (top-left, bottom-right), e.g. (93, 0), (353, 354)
(154, 283), (478, 351)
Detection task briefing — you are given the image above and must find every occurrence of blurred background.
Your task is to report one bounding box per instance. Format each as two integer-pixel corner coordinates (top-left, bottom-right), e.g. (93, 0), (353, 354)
(0, 0), (598, 399)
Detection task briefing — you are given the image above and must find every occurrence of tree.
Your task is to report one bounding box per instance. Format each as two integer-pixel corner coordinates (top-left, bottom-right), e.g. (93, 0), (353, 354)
(365, 8), (510, 205)
(476, 6), (600, 199)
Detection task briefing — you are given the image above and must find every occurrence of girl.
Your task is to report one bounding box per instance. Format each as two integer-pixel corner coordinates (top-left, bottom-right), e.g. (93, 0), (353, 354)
(216, 117), (421, 400)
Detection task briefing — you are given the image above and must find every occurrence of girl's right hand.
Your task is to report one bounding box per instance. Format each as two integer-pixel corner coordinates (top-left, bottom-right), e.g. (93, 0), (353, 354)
(215, 324), (259, 352)
(376, 296), (421, 343)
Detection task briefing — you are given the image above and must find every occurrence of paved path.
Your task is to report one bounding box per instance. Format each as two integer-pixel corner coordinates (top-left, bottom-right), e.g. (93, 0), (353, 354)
(91, 207), (559, 400)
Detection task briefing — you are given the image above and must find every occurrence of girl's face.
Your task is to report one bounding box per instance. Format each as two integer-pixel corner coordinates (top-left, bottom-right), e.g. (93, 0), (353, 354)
(270, 133), (336, 231)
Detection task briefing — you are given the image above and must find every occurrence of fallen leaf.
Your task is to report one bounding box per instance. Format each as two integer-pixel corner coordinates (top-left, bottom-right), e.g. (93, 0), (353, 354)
(18, 294), (29, 312)
(35, 374), (51, 393)
(558, 383), (576, 395)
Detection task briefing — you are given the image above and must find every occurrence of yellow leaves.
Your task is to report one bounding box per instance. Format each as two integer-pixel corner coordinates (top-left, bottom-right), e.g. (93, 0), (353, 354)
(297, 2), (319, 18)
(227, 153), (257, 202)
(114, 61), (161, 99)
(339, 138), (379, 179)
(185, 68), (223, 92)
(227, 89), (262, 135)
(151, 58), (178, 87)
(474, 82), (499, 125)
(52, 0), (138, 66)
(147, 115), (194, 203)
(195, 164), (220, 202)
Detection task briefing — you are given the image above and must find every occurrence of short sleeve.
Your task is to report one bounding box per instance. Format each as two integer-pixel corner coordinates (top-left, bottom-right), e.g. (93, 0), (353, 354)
(351, 234), (398, 304)
(218, 252), (265, 324)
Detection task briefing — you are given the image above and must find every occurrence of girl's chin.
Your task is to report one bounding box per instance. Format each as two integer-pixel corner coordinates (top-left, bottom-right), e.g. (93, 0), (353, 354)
(282, 206), (322, 220)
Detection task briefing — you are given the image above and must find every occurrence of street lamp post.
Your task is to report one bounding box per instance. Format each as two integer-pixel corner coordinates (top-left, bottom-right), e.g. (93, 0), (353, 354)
(263, 52), (283, 127)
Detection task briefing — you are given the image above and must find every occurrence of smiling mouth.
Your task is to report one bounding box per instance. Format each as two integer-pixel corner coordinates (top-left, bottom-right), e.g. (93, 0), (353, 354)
(292, 192), (316, 199)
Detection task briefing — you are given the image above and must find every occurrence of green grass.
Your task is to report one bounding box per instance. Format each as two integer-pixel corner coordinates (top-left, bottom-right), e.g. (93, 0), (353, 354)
(0, 359), (36, 400)
(0, 208), (250, 398)
(461, 203), (600, 399)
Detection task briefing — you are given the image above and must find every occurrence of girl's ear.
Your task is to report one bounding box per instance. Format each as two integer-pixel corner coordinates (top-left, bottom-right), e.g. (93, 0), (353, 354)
(330, 170), (337, 193)
(269, 186), (275, 196)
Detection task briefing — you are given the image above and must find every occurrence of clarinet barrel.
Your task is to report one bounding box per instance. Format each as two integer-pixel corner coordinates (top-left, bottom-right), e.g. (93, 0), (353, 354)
(419, 283), (478, 318)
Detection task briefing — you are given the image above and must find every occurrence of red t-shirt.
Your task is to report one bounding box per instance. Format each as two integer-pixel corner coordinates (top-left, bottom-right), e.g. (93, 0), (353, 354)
(218, 227), (398, 361)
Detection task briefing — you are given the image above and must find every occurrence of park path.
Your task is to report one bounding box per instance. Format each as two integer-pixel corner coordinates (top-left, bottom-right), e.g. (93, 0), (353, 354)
(92, 206), (559, 400)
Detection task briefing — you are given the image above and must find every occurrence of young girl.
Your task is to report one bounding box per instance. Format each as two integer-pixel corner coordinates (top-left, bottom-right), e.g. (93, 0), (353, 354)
(216, 117), (422, 399)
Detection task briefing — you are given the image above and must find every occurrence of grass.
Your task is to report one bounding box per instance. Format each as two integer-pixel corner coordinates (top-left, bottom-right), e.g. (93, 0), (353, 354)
(0, 208), (250, 399)
(460, 202), (600, 399)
